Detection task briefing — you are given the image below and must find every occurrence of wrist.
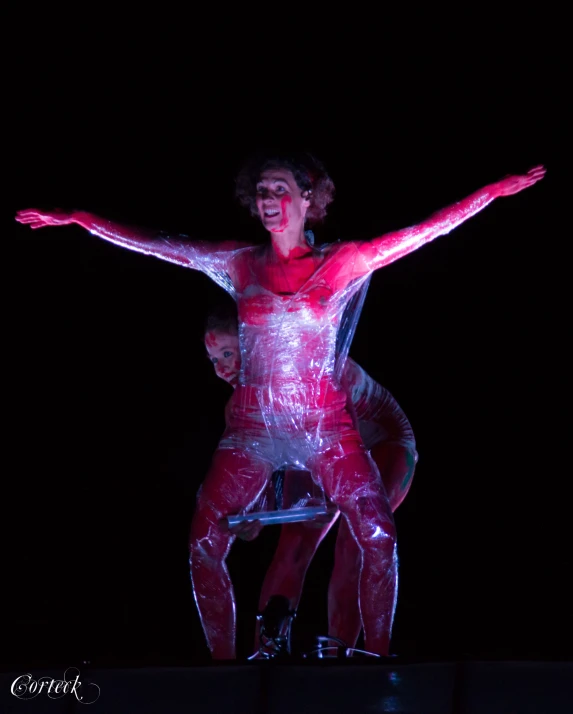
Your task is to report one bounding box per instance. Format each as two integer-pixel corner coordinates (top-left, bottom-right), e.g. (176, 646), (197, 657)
(487, 181), (503, 199)
(72, 210), (93, 229)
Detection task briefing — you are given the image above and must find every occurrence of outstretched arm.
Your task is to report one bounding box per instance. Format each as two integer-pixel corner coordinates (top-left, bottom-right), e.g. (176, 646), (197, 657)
(15, 208), (248, 293)
(352, 165), (545, 275)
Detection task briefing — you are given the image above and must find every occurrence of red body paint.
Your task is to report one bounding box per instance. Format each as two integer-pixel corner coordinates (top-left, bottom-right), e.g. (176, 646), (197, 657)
(252, 358), (417, 650)
(276, 195), (291, 233)
(15, 165), (545, 660)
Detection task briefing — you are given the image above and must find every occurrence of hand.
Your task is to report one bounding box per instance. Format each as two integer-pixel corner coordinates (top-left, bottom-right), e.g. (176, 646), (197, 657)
(229, 519), (263, 542)
(305, 512), (336, 528)
(15, 208), (75, 229)
(307, 505), (338, 528)
(494, 165), (546, 197)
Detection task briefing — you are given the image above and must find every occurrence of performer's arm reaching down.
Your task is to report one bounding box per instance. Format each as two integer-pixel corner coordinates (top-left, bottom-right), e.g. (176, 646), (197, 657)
(15, 208), (249, 294)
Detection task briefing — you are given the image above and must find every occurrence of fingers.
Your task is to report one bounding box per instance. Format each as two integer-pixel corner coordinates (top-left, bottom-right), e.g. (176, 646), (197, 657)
(242, 520), (262, 540)
(15, 209), (71, 230)
(498, 164), (546, 196)
(229, 519), (263, 541)
(15, 209), (50, 229)
(16, 219), (44, 229)
(527, 165), (546, 182)
(15, 209), (40, 224)
(518, 165), (546, 189)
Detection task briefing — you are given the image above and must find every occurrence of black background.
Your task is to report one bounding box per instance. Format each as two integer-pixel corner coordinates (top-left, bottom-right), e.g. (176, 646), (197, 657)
(4, 9), (568, 665)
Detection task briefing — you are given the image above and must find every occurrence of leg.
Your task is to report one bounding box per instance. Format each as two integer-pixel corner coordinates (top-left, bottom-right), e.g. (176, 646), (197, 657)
(328, 515), (362, 647)
(314, 442), (397, 656)
(254, 515), (338, 651)
(189, 448), (272, 659)
(371, 442), (417, 512)
(327, 444), (416, 648)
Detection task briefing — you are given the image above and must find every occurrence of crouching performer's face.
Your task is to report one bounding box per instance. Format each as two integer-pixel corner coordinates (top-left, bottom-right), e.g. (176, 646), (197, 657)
(205, 327), (241, 387)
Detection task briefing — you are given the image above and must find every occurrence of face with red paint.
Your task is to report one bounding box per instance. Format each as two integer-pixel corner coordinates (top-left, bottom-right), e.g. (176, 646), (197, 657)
(205, 329), (241, 386)
(255, 168), (311, 234)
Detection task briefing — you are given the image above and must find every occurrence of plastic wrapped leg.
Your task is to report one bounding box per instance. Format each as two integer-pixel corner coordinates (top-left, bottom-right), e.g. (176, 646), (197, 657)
(327, 442), (416, 648)
(371, 442), (418, 513)
(189, 448), (273, 659)
(313, 442), (397, 656)
(257, 521), (332, 612)
(254, 514), (338, 652)
(328, 516), (362, 648)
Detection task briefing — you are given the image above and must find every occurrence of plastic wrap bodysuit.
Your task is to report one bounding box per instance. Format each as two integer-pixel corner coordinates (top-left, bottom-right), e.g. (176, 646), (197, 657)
(256, 357), (418, 650)
(76, 185), (497, 660)
(15, 166), (545, 659)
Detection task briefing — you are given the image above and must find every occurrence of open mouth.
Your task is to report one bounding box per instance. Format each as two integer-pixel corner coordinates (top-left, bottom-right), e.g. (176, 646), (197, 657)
(264, 209), (280, 218)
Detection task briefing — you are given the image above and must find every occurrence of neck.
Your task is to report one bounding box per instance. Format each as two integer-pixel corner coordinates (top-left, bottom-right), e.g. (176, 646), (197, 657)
(269, 224), (309, 260)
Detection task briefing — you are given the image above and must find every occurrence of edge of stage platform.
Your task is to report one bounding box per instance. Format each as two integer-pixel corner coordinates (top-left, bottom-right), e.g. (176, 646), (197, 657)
(1, 656), (572, 714)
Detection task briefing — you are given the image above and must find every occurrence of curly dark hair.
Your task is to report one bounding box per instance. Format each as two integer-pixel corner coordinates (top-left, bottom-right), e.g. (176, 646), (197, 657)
(235, 151), (335, 225)
(204, 304), (239, 337)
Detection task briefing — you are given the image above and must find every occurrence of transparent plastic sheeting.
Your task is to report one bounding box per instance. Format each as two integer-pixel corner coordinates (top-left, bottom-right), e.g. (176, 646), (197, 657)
(14, 170), (543, 535)
(226, 356), (418, 527)
(16, 166), (544, 658)
(62, 182), (496, 528)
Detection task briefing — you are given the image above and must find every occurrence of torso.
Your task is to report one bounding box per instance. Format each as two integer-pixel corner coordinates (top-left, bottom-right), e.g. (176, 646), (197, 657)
(231, 242), (364, 391)
(219, 241), (370, 468)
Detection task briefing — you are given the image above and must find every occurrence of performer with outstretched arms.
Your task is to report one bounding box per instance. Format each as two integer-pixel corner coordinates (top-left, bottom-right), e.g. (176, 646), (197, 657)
(204, 309), (417, 652)
(16, 156), (545, 659)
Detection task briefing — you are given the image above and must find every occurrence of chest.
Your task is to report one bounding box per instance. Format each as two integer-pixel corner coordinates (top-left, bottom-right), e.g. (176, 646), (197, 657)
(233, 244), (357, 325)
(258, 251), (324, 293)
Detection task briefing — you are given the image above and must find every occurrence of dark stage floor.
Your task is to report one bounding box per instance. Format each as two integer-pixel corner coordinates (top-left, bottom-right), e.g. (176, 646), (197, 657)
(2, 657), (572, 713)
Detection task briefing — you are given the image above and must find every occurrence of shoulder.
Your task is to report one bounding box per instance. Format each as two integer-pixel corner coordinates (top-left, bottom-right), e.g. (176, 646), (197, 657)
(215, 241), (259, 268)
(319, 239), (363, 261)
(214, 240), (256, 253)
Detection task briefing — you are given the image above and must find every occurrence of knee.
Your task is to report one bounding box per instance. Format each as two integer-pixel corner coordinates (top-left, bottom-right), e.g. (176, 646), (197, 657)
(342, 496), (397, 552)
(189, 506), (229, 570)
(366, 518), (397, 550)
